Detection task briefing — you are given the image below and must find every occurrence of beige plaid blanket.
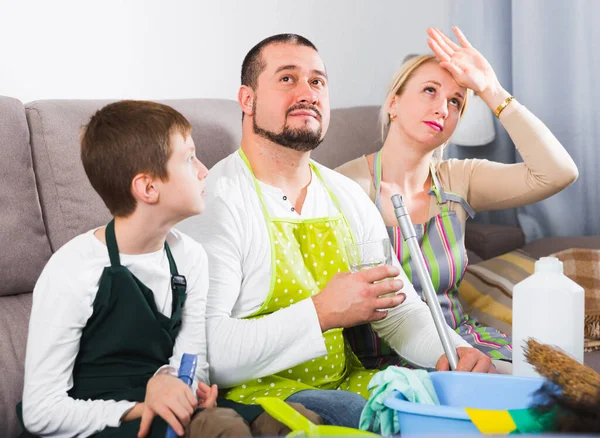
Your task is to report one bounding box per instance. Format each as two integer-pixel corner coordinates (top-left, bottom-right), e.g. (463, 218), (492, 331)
(550, 248), (600, 351)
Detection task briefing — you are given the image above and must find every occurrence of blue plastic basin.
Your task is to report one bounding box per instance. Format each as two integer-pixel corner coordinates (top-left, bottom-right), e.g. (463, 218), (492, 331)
(383, 371), (545, 435)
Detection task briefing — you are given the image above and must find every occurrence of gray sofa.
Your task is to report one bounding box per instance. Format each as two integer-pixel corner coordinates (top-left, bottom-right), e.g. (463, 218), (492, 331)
(465, 222), (600, 264)
(1, 96), (597, 436)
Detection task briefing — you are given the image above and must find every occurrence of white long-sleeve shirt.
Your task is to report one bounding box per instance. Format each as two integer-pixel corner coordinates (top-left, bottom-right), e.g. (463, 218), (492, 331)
(22, 229), (210, 437)
(177, 152), (469, 389)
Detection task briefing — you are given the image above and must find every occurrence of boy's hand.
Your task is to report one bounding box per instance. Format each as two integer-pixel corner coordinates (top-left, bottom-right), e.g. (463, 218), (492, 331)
(196, 382), (218, 408)
(121, 402), (145, 422)
(138, 374), (197, 438)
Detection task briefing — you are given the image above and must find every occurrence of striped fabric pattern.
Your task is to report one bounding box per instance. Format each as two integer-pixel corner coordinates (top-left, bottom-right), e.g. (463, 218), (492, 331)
(549, 248), (600, 351)
(343, 151), (512, 367)
(392, 213), (468, 331)
(458, 250), (535, 337)
(461, 247), (600, 352)
(392, 207), (513, 360)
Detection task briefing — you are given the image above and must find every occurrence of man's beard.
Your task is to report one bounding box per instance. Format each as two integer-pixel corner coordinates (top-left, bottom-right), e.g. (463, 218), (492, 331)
(252, 101), (323, 152)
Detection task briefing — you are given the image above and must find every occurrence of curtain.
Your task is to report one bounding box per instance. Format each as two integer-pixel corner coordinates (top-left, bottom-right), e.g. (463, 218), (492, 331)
(446, 0), (599, 240)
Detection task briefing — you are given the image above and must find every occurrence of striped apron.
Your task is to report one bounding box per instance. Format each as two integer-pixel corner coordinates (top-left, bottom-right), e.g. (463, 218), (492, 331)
(344, 151), (512, 367)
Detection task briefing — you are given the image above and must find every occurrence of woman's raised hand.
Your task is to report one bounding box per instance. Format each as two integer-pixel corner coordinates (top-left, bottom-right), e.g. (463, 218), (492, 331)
(427, 26), (501, 96)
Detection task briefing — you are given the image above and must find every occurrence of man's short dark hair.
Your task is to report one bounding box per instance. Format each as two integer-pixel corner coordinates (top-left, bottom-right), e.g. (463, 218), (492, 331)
(241, 34), (318, 90)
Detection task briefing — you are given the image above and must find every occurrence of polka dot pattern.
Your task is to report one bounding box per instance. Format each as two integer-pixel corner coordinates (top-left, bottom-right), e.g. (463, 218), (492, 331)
(259, 218), (351, 316)
(224, 168), (375, 404)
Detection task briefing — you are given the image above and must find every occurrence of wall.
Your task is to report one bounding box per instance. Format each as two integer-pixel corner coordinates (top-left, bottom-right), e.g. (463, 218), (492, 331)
(0, 0), (451, 107)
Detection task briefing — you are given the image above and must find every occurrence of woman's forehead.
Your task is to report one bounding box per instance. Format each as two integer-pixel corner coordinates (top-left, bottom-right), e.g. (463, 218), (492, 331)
(409, 61), (465, 93)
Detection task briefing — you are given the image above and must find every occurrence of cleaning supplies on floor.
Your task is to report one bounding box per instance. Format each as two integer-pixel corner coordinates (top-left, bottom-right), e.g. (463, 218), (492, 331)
(513, 257), (584, 378)
(525, 338), (600, 433)
(360, 366), (439, 436)
(383, 372), (548, 435)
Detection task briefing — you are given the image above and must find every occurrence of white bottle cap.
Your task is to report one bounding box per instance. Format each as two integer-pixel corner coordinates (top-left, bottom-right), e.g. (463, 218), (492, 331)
(534, 256), (564, 274)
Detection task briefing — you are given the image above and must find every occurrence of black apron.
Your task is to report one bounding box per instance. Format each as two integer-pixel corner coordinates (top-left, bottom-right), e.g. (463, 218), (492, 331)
(18, 220), (261, 437)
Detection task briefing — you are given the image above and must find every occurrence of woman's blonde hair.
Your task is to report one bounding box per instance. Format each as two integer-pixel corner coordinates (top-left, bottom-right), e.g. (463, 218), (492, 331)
(380, 54), (469, 164)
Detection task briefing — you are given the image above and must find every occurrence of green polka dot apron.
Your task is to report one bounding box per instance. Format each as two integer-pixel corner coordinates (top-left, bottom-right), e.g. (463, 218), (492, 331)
(344, 150), (512, 369)
(224, 150), (377, 404)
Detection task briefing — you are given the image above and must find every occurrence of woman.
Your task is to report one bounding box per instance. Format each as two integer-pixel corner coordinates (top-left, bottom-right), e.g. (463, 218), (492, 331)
(336, 27), (578, 372)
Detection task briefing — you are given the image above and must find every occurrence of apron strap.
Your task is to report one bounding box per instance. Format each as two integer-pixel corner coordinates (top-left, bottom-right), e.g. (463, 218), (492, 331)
(165, 242), (179, 276)
(427, 165), (450, 214)
(238, 148), (356, 249)
(373, 151), (445, 212)
(373, 150), (384, 213)
(239, 149), (273, 220)
(165, 241), (187, 326)
(428, 165), (448, 205)
(445, 192), (476, 219)
(238, 148), (347, 220)
(105, 220), (188, 274)
(106, 219), (187, 314)
(105, 219), (121, 268)
(309, 162), (346, 215)
(105, 219), (186, 334)
(373, 152), (474, 218)
(428, 167), (476, 218)
(310, 161), (356, 243)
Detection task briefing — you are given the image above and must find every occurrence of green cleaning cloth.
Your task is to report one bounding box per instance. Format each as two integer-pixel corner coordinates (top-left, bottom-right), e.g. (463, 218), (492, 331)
(359, 367), (439, 436)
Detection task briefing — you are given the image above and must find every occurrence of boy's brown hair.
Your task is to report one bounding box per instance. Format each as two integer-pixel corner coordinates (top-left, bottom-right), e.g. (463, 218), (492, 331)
(81, 100), (192, 217)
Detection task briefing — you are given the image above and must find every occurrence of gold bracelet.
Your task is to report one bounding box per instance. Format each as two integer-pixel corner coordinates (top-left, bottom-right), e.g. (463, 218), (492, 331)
(494, 95), (515, 118)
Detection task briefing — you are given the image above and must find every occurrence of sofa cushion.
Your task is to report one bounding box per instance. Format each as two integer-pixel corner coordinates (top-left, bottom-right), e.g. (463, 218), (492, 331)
(0, 97), (52, 296)
(461, 248), (600, 355)
(25, 99), (383, 251)
(549, 248), (600, 345)
(312, 106), (381, 169)
(0, 293), (32, 437)
(465, 222), (526, 261)
(26, 99), (242, 251)
(459, 249), (536, 336)
(467, 249), (484, 265)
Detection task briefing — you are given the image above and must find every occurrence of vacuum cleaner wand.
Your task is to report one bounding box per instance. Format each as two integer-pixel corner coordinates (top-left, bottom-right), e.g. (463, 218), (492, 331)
(392, 194), (459, 370)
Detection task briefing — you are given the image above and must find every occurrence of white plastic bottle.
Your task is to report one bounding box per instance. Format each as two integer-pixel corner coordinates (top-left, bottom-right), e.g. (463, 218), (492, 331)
(512, 257), (585, 377)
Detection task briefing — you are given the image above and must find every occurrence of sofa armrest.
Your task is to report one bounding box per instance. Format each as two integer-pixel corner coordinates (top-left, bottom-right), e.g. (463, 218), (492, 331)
(465, 222), (525, 261)
(522, 236), (600, 259)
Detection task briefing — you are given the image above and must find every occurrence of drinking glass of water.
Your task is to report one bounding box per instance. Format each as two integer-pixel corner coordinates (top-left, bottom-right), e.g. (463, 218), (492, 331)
(345, 238), (393, 273)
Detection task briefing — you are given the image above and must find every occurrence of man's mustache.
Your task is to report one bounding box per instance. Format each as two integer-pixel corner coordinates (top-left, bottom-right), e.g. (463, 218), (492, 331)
(286, 104), (322, 121)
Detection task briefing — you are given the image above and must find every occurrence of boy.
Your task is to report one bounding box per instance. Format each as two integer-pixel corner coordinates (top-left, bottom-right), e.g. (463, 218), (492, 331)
(18, 101), (320, 437)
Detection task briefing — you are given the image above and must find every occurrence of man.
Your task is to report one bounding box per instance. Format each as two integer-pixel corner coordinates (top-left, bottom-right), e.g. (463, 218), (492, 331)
(189, 34), (493, 428)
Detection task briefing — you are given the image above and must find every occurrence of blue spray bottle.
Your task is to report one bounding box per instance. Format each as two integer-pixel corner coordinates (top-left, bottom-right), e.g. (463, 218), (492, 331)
(165, 353), (198, 438)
